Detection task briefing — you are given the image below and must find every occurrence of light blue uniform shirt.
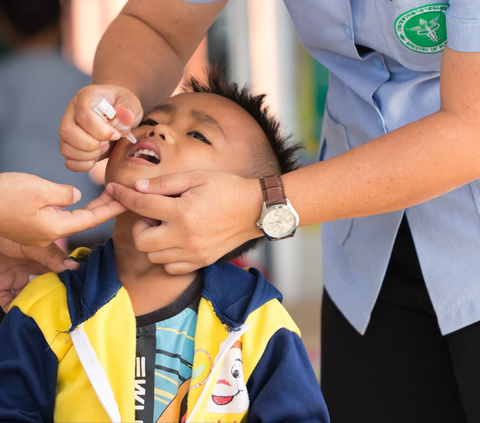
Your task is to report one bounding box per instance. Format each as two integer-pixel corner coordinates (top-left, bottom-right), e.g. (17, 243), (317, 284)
(186, 0), (480, 335)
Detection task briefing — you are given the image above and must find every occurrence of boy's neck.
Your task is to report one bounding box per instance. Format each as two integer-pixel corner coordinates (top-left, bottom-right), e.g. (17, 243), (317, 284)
(112, 212), (199, 317)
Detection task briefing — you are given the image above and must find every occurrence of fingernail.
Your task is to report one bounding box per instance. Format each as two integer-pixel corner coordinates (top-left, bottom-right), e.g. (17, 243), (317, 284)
(136, 179), (149, 191)
(73, 188), (81, 203)
(63, 258), (79, 270)
(109, 132), (121, 141)
(106, 183), (114, 195)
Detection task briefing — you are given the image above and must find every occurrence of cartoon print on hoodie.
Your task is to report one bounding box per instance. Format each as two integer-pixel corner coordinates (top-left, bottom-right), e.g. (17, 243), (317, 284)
(207, 341), (249, 414)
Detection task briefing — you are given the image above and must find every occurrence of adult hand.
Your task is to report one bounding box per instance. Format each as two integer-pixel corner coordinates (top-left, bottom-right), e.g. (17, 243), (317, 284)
(107, 170), (265, 275)
(0, 237), (79, 312)
(0, 173), (127, 247)
(59, 84), (143, 172)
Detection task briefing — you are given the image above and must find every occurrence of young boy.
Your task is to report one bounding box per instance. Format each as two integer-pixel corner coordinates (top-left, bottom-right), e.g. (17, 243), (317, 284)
(0, 68), (329, 423)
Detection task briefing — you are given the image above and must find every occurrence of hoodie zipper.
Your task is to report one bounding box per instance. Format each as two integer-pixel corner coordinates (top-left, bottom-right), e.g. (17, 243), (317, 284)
(71, 323), (122, 422)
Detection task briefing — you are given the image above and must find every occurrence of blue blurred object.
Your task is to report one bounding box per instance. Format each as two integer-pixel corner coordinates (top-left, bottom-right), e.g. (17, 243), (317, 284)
(0, 0), (112, 249)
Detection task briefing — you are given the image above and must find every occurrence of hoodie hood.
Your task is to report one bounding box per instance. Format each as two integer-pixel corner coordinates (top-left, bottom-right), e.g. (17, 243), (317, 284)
(202, 262), (283, 330)
(59, 239), (283, 331)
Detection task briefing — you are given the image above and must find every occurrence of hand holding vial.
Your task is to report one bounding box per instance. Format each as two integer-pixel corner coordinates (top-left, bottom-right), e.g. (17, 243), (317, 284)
(59, 84), (144, 172)
(91, 97), (137, 144)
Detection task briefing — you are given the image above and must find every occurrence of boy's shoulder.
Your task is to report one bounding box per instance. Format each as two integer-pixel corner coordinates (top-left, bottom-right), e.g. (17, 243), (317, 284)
(202, 262), (300, 336)
(11, 270), (68, 315)
(10, 246), (91, 315)
(8, 269), (73, 360)
(8, 247), (93, 351)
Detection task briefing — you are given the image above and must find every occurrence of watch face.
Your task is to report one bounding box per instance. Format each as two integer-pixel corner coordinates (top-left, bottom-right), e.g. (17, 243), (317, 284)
(262, 205), (297, 239)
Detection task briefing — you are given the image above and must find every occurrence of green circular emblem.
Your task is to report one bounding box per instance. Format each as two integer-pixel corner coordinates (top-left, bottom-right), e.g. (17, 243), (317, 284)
(395, 3), (448, 54)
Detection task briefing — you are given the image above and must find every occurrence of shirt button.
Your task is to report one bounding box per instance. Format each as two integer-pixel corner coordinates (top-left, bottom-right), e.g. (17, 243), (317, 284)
(373, 57), (384, 71)
(343, 24), (353, 40)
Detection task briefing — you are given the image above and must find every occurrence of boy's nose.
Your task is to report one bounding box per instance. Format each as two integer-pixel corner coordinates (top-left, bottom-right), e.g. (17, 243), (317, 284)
(148, 125), (175, 145)
(148, 130), (164, 140)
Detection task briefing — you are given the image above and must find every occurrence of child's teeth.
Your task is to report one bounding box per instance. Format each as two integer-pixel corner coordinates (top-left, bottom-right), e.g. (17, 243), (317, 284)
(133, 149), (159, 160)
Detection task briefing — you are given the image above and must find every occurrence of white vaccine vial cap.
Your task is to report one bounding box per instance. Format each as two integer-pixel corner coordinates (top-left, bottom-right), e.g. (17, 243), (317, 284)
(91, 97), (137, 144)
(91, 97), (116, 120)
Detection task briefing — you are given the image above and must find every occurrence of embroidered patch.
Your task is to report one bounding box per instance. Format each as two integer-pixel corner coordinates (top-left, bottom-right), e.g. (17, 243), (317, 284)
(394, 4), (448, 54)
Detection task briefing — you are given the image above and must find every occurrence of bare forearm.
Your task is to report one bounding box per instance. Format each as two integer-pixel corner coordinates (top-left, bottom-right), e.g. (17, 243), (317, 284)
(92, 14), (184, 112)
(279, 47), (480, 226)
(92, 0), (227, 112)
(283, 109), (480, 226)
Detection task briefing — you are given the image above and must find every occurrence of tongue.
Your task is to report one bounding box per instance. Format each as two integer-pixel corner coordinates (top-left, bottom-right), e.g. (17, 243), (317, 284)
(138, 153), (159, 164)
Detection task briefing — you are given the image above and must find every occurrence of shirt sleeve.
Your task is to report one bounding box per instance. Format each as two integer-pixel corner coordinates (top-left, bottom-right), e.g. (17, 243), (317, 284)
(246, 328), (330, 423)
(446, 1), (480, 52)
(0, 306), (58, 423)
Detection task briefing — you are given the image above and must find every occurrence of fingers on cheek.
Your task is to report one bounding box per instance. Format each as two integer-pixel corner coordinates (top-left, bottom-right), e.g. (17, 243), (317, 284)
(164, 262), (196, 275)
(146, 251), (199, 275)
(145, 249), (181, 265)
(146, 251), (164, 264)
(132, 226), (163, 253)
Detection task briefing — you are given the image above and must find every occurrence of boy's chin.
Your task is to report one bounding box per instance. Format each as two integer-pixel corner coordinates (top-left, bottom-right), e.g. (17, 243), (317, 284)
(104, 175), (137, 190)
(105, 167), (166, 190)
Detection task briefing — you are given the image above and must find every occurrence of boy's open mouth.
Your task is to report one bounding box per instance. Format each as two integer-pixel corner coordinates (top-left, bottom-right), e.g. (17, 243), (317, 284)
(126, 141), (161, 165)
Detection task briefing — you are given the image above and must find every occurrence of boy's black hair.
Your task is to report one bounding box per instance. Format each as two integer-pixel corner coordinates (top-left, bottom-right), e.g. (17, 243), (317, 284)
(183, 66), (303, 262)
(0, 0), (61, 38)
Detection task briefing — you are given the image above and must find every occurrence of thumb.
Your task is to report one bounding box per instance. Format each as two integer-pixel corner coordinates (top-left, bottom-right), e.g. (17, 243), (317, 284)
(42, 183), (82, 208)
(115, 94), (143, 128)
(22, 243), (80, 273)
(135, 171), (202, 196)
(116, 107), (136, 127)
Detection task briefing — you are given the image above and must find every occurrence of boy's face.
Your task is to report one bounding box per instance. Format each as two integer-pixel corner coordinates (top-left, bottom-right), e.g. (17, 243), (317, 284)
(105, 92), (265, 188)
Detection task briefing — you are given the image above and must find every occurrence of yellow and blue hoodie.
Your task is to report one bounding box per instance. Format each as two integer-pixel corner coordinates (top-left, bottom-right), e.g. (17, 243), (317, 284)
(0, 239), (329, 422)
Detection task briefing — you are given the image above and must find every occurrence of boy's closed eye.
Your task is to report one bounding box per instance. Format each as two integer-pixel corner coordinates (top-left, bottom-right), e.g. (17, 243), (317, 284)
(139, 118), (159, 127)
(139, 118), (212, 145)
(187, 131), (211, 145)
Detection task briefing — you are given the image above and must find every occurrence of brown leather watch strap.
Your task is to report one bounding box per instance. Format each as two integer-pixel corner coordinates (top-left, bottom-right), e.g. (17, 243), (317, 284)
(259, 175), (286, 207)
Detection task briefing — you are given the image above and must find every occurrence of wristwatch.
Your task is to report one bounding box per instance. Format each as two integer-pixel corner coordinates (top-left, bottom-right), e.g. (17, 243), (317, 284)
(257, 175), (299, 240)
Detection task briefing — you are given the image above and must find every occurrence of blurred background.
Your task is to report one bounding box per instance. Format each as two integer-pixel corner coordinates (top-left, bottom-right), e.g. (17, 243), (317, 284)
(0, 0), (329, 377)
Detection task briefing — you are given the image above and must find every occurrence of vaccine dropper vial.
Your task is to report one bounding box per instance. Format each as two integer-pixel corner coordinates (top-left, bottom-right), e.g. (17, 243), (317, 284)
(91, 97), (137, 144)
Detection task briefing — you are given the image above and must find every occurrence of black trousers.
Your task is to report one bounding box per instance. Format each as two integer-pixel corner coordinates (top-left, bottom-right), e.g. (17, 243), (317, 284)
(321, 218), (480, 422)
